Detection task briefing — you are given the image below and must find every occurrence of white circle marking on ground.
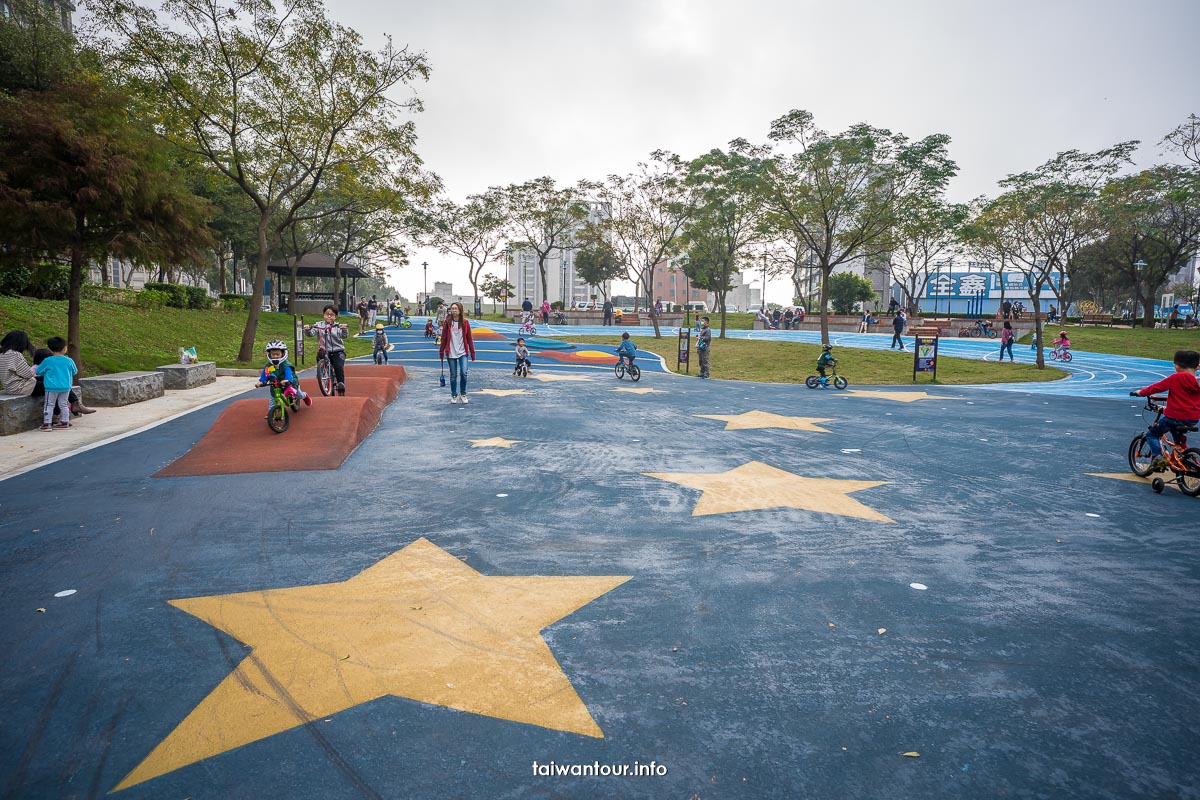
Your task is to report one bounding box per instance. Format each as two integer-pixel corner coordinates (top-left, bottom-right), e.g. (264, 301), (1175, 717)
(54, 590), (76, 598)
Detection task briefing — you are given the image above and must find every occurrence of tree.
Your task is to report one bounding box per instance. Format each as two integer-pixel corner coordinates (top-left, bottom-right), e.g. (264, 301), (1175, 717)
(0, 0), (75, 92)
(758, 109), (957, 344)
(572, 227), (626, 303)
(93, 0), (432, 360)
(480, 273), (514, 313)
(680, 145), (768, 337)
(827, 272), (876, 314)
(596, 151), (697, 337)
(0, 75), (213, 368)
(410, 188), (506, 312)
(502, 177), (591, 303)
(891, 198), (967, 315)
(1161, 113), (1200, 167)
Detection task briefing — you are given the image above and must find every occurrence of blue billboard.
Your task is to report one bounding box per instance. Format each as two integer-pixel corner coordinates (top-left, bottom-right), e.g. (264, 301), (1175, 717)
(924, 272), (1059, 299)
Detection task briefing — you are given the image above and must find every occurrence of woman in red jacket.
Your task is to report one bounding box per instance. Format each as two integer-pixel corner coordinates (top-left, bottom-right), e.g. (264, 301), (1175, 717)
(438, 302), (476, 404)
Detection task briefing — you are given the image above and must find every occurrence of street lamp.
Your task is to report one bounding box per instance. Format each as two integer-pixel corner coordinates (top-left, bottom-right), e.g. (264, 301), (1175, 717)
(1133, 259), (1146, 326)
(761, 254), (768, 312)
(422, 261), (428, 315)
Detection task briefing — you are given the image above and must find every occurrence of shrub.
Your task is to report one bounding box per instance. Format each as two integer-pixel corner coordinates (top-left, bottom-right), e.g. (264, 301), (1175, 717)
(221, 297), (247, 311)
(184, 285), (210, 309)
(0, 262), (70, 299)
(143, 282), (189, 308)
(82, 284), (140, 306)
(136, 288), (170, 309)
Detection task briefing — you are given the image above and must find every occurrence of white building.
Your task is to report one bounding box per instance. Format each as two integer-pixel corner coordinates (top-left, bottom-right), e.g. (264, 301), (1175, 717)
(721, 274), (761, 313)
(506, 201), (613, 309)
(86, 256), (215, 295)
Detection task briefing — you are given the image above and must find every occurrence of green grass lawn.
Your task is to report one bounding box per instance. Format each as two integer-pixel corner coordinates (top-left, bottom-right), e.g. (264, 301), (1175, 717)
(554, 334), (1068, 385)
(0, 296), (373, 376)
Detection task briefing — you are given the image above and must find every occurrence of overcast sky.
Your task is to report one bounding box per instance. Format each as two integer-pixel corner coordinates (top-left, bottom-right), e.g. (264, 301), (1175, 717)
(327, 0), (1199, 303)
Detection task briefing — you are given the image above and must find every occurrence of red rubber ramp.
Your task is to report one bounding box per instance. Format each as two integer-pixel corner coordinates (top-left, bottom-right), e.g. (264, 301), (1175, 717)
(155, 366), (406, 477)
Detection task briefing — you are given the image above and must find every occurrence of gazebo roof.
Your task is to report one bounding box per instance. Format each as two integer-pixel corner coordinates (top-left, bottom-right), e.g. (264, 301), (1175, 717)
(266, 254), (370, 279)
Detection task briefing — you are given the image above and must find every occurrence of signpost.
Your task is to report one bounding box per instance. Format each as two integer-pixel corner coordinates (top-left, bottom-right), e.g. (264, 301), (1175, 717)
(294, 315), (305, 365)
(911, 327), (939, 382)
(677, 328), (691, 374)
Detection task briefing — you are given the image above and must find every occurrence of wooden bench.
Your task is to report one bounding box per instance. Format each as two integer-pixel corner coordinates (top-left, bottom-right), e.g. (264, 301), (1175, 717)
(0, 388), (85, 435)
(1080, 313), (1114, 327)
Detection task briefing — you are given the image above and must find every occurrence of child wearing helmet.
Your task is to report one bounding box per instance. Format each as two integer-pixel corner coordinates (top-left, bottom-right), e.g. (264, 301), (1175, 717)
(372, 323), (389, 365)
(256, 340), (311, 408)
(816, 343), (838, 379)
(1052, 330), (1070, 359)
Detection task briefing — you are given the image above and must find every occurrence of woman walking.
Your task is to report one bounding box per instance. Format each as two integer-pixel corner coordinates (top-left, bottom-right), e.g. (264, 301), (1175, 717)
(999, 320), (1015, 362)
(438, 302), (476, 404)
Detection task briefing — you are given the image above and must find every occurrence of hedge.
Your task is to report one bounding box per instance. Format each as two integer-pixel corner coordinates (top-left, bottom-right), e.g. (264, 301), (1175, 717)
(143, 282), (212, 309)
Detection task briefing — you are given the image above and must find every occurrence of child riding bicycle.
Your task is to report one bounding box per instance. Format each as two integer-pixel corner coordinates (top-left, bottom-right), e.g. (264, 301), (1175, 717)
(514, 337), (532, 376)
(372, 323), (389, 365)
(816, 344), (838, 379)
(1051, 330), (1070, 359)
(256, 340), (311, 408)
(1130, 349), (1200, 471)
(616, 332), (637, 367)
(304, 304), (349, 396)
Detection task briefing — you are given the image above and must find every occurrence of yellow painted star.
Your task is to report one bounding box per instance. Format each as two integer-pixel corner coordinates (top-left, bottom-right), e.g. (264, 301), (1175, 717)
(475, 388), (531, 397)
(1087, 472), (1185, 493)
(695, 410), (835, 432)
(114, 539), (630, 792)
(529, 373), (595, 382)
(469, 436), (522, 448)
(837, 389), (963, 403)
(644, 460), (893, 522)
(611, 387), (666, 394)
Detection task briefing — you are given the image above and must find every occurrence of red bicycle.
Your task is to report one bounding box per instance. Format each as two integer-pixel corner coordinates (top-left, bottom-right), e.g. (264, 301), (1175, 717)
(1127, 394), (1200, 496)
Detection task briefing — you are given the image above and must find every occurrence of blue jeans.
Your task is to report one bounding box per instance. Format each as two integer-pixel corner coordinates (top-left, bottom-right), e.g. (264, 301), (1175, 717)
(999, 340), (1014, 360)
(447, 355), (468, 396)
(891, 332), (904, 349)
(1147, 416), (1195, 457)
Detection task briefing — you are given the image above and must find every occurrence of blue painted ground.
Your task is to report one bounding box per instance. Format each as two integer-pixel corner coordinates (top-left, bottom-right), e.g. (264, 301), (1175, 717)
(1, 335), (1198, 799)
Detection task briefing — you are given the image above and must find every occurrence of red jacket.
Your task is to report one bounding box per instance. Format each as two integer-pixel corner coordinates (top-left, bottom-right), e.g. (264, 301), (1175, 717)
(438, 316), (476, 360)
(1137, 371), (1200, 420)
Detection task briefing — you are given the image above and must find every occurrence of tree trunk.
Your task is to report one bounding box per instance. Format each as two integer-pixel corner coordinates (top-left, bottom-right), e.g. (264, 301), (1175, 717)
(217, 250), (228, 294)
(1032, 292), (1044, 368)
(68, 212), (85, 371)
(537, 253), (548, 303)
(819, 265), (831, 345)
(98, 260), (109, 287)
(333, 259), (342, 309)
(288, 259), (299, 316)
(238, 216), (271, 362)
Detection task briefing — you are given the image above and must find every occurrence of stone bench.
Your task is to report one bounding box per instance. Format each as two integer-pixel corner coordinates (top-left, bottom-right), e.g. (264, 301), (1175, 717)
(155, 361), (217, 390)
(0, 388), (85, 435)
(77, 370), (164, 406)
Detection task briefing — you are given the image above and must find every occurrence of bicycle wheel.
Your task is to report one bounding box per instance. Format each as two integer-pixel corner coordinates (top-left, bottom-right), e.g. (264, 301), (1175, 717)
(317, 359), (333, 396)
(613, 362), (625, 379)
(833, 376), (848, 389)
(1128, 434), (1154, 477)
(268, 404), (289, 433)
(986, 330), (997, 339)
(1179, 448), (1200, 497)
(805, 376), (820, 389)
(1063, 352), (1073, 362)
(629, 364), (641, 382)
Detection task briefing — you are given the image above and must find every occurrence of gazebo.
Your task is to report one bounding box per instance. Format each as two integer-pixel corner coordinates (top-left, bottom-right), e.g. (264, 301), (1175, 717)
(266, 254), (372, 315)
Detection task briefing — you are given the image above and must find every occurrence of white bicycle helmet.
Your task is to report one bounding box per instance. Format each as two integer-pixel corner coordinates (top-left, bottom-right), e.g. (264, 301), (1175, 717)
(265, 339), (288, 366)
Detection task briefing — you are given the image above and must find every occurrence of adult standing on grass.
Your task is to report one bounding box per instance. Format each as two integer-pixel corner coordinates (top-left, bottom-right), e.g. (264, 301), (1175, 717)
(999, 320), (1016, 362)
(368, 295), (378, 328)
(439, 302), (476, 405)
(0, 330), (94, 416)
(697, 316), (712, 379)
(357, 297), (369, 335)
(602, 299), (614, 326)
(891, 309), (908, 351)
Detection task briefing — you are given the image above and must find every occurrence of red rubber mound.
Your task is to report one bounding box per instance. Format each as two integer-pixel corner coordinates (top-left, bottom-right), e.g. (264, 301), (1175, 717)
(155, 365), (407, 477)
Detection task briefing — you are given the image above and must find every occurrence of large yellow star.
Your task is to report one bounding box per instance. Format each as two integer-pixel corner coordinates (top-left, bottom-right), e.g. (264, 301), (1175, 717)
(837, 389), (962, 403)
(644, 461), (893, 521)
(114, 539), (630, 792)
(694, 410), (835, 432)
(469, 436), (522, 448)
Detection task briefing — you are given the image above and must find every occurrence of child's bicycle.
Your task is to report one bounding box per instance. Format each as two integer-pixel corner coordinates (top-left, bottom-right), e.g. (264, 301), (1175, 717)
(613, 357), (641, 382)
(958, 321), (997, 338)
(518, 314), (538, 337)
(265, 373), (301, 433)
(1127, 393), (1200, 496)
(1048, 346), (1073, 362)
(514, 359), (530, 378)
(805, 365), (848, 390)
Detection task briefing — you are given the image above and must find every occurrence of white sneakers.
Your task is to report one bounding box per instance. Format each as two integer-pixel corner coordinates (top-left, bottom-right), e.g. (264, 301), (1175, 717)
(460, 395), (469, 404)
(450, 395), (458, 404)
(449, 395), (469, 405)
